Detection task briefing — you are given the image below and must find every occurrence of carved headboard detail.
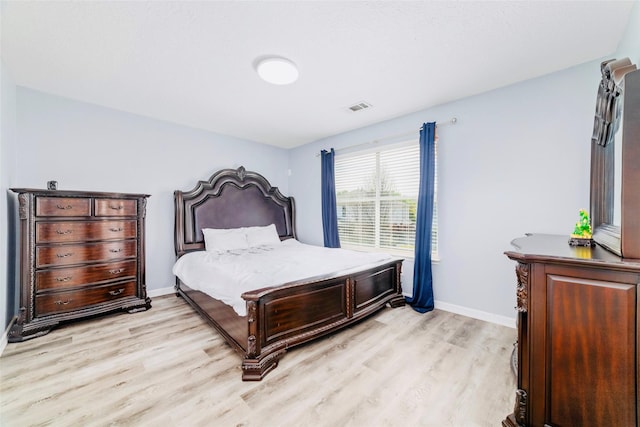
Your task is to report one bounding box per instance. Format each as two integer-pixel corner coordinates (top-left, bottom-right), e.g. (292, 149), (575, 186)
(174, 166), (296, 256)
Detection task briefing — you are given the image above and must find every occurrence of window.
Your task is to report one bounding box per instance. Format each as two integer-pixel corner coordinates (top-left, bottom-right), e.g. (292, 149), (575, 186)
(334, 141), (438, 258)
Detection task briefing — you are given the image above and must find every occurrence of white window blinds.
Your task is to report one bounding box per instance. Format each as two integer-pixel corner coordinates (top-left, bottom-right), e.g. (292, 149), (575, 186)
(335, 141), (438, 257)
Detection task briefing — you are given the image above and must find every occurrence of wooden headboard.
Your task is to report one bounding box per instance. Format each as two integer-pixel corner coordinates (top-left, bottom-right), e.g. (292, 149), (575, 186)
(174, 166), (296, 257)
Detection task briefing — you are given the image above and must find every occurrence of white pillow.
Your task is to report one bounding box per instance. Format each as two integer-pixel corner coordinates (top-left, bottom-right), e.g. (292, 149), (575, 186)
(245, 224), (281, 247)
(202, 228), (248, 252)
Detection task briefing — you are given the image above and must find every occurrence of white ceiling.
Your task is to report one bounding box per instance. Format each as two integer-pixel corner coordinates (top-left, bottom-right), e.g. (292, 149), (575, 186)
(1, 1), (635, 148)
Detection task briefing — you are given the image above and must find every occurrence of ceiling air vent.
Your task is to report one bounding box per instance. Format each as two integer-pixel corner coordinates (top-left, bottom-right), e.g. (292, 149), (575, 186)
(348, 101), (373, 112)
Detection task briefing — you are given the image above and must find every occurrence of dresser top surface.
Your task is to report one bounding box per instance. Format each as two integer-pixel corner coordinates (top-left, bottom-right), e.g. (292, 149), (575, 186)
(11, 188), (150, 198)
(506, 233), (640, 269)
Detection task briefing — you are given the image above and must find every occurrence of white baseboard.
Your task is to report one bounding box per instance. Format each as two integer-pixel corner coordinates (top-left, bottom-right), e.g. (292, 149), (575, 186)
(153, 288), (515, 327)
(0, 316), (17, 357)
(402, 292), (516, 328)
(434, 300), (516, 329)
(147, 286), (176, 298)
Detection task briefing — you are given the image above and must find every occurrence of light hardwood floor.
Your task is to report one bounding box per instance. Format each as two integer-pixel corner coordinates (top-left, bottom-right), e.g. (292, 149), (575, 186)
(1, 295), (516, 427)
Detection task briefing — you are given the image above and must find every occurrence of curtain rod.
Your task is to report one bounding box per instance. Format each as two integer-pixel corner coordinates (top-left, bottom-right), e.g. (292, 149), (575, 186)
(317, 117), (457, 157)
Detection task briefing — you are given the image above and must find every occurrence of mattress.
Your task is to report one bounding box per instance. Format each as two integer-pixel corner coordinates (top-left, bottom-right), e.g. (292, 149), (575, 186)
(172, 239), (394, 316)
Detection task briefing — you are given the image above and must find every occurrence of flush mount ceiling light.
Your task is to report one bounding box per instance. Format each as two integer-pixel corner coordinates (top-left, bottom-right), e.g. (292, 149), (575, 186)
(256, 57), (299, 85)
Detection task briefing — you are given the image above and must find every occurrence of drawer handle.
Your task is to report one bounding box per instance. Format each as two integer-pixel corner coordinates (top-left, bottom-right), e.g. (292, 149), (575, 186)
(54, 299), (72, 305)
(110, 205), (124, 210)
(56, 229), (73, 235)
(109, 268), (124, 275)
(56, 276), (72, 282)
(56, 204), (73, 210)
(109, 227), (124, 232)
(109, 288), (125, 296)
(56, 252), (73, 258)
(109, 248), (122, 253)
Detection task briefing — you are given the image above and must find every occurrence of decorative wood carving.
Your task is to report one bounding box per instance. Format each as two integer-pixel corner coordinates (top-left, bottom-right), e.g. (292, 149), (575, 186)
(140, 197), (147, 218)
(17, 193), (28, 219)
(514, 389), (527, 425)
(241, 349), (285, 381)
(237, 165), (246, 181)
(247, 335), (257, 357)
(515, 262), (528, 313)
(502, 389), (527, 427)
(247, 301), (256, 323)
(346, 278), (353, 318)
(590, 65), (640, 257)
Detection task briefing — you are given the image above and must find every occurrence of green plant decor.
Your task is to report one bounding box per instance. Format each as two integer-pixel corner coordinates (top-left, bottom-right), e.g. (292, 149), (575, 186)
(571, 209), (593, 239)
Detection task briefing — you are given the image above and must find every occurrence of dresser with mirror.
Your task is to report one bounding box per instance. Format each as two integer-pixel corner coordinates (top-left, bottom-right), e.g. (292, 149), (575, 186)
(503, 61), (639, 427)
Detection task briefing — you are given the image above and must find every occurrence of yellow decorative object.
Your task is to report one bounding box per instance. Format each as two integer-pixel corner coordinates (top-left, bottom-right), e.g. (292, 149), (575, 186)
(571, 209), (593, 238)
(569, 209), (595, 247)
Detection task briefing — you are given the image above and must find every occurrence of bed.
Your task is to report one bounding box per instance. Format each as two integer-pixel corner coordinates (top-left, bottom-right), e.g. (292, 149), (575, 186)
(173, 166), (405, 380)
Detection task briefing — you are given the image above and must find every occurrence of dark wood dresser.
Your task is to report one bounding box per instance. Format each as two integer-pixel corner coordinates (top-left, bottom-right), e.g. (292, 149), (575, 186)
(503, 234), (638, 427)
(9, 189), (151, 342)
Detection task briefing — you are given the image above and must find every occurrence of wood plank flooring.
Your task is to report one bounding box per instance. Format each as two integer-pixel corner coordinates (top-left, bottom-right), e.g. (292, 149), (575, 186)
(0, 295), (516, 427)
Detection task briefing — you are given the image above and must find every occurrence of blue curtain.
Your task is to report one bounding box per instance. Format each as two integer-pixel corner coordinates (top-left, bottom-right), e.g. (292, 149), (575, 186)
(321, 149), (341, 248)
(406, 122), (436, 313)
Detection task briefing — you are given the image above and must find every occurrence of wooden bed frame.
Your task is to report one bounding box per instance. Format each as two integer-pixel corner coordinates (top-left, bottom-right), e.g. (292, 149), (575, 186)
(174, 166), (405, 380)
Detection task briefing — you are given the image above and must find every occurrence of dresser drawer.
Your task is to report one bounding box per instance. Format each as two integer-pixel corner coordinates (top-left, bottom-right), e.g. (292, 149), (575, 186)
(36, 240), (137, 268)
(36, 220), (137, 244)
(36, 260), (137, 291)
(35, 281), (137, 316)
(36, 197), (91, 217)
(95, 199), (137, 216)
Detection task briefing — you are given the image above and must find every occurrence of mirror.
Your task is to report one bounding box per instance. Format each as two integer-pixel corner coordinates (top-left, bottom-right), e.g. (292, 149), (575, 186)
(590, 58), (639, 257)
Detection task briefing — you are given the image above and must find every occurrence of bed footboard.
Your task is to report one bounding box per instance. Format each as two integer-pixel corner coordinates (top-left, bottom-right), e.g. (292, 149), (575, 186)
(240, 259), (403, 381)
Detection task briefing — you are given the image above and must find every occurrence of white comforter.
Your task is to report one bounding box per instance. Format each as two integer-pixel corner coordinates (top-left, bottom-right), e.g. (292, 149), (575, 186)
(172, 239), (394, 316)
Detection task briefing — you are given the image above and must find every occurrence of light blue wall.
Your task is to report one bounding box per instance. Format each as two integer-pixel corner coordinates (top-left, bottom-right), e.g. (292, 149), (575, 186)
(290, 60), (601, 322)
(1, 60), (17, 331)
(617, 0), (640, 65)
(14, 88), (290, 299)
(289, 0), (640, 322)
(3, 1), (639, 333)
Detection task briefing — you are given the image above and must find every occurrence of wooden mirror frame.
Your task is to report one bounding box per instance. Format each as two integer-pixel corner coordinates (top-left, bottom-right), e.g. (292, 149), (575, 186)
(591, 66), (640, 258)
